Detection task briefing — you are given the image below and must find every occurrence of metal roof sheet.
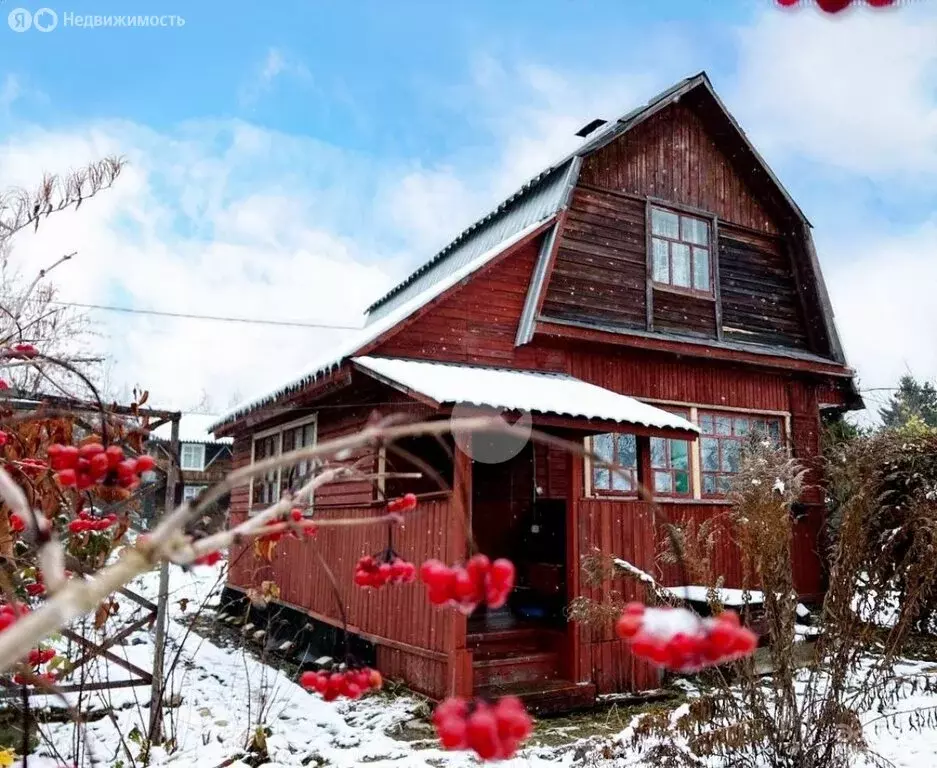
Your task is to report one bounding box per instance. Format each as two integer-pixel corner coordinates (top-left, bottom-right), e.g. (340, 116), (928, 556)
(352, 356), (700, 434)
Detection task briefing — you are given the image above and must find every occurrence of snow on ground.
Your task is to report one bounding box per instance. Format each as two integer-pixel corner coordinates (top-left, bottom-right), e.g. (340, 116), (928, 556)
(23, 560), (568, 768)
(14, 555), (937, 768)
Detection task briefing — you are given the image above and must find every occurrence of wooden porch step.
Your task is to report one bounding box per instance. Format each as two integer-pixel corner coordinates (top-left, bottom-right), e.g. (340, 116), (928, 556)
(472, 651), (560, 688)
(467, 627), (561, 657)
(475, 679), (597, 715)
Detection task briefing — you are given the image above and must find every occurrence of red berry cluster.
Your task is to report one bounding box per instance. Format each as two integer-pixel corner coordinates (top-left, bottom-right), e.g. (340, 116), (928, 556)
(24, 574), (45, 597)
(2, 343), (39, 360)
(776, 0), (893, 11)
(258, 508), (317, 545)
(194, 550), (223, 567)
(386, 493), (417, 513)
(0, 602), (29, 632)
(27, 647), (55, 667)
(420, 555), (515, 613)
(13, 671), (56, 686)
(50, 442), (155, 490)
(69, 509), (118, 534)
(354, 552), (416, 589)
(433, 696), (533, 760)
(299, 666), (383, 701)
(615, 603), (758, 672)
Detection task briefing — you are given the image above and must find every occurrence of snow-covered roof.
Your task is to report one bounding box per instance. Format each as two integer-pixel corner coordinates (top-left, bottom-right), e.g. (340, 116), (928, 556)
(150, 414), (233, 445)
(351, 356), (699, 434)
(212, 218), (554, 431)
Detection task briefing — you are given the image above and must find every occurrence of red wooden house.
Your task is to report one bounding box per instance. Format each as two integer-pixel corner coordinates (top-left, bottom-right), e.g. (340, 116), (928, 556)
(212, 73), (859, 709)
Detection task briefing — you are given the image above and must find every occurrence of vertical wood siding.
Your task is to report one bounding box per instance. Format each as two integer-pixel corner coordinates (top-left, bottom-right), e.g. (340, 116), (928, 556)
(228, 496), (457, 698)
(576, 497), (661, 693)
(579, 103), (778, 234)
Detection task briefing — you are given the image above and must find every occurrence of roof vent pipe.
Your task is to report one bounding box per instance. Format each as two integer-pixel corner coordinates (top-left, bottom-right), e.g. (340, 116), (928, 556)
(575, 118), (607, 138)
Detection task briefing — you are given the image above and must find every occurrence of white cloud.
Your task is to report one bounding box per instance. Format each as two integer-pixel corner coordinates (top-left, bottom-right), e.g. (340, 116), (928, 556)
(734, 5), (937, 177)
(0, 75), (21, 113)
(238, 47), (313, 108)
(824, 222), (937, 398)
(0, 123), (392, 413)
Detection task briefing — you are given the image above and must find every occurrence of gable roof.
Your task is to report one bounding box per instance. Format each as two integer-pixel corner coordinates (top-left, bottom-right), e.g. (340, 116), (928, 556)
(365, 72), (815, 326)
(212, 72), (851, 434)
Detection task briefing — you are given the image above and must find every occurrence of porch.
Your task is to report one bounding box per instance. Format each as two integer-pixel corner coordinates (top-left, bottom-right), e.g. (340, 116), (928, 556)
(225, 356), (701, 709)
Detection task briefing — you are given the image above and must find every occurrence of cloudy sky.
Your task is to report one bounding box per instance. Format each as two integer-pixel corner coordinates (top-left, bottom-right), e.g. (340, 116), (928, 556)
(0, 0), (934, 418)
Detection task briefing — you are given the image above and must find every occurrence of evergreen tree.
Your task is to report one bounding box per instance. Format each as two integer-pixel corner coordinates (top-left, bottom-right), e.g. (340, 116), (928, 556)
(879, 374), (937, 429)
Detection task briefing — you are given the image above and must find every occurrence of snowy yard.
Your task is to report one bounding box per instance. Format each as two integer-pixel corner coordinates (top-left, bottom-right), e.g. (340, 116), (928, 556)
(14, 559), (937, 768)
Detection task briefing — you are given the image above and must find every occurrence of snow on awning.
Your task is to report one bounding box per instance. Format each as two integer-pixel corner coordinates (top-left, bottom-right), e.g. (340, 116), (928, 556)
(352, 356), (699, 435)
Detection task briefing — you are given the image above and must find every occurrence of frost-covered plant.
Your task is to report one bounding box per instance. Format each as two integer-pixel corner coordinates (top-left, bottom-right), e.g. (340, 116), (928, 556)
(603, 436), (937, 768)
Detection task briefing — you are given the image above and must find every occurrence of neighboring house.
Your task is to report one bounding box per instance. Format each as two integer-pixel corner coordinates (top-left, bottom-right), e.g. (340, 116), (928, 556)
(146, 414), (233, 516)
(211, 73), (860, 709)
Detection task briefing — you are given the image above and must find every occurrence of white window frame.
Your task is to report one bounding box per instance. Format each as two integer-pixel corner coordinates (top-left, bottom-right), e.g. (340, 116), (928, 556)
(182, 484), (208, 502)
(249, 414), (318, 513)
(586, 402), (790, 503)
(180, 443), (206, 471)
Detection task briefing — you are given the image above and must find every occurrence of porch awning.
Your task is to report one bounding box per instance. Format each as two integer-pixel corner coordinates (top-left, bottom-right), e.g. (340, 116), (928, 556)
(352, 356), (699, 436)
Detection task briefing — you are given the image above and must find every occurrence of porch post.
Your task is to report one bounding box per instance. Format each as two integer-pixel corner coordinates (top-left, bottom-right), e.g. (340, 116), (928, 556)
(636, 435), (653, 499)
(447, 437), (472, 697)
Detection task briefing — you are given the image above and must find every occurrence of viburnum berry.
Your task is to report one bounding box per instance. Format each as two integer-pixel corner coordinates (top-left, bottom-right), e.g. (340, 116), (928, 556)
(25, 582), (45, 597)
(354, 551), (416, 589)
(420, 555), (515, 613)
(815, 0), (852, 11)
(615, 604), (758, 672)
(51, 442), (152, 489)
(433, 696), (533, 760)
(0, 430), (7, 447)
(194, 550), (223, 567)
(68, 512), (117, 535)
(386, 493), (417, 513)
(0, 379), (8, 390)
(0, 602), (29, 632)
(9, 513), (25, 533)
(3, 343), (39, 360)
(299, 665), (383, 701)
(26, 648), (55, 667)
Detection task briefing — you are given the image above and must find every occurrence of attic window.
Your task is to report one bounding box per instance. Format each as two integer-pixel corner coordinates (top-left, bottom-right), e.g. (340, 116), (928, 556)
(649, 206), (712, 294)
(180, 444), (205, 471)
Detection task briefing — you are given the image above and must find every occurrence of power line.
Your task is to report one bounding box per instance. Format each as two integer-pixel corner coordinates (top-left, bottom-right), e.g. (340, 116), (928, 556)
(50, 301), (362, 331)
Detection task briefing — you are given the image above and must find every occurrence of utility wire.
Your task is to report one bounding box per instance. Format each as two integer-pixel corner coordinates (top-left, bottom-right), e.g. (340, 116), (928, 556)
(49, 301), (362, 331)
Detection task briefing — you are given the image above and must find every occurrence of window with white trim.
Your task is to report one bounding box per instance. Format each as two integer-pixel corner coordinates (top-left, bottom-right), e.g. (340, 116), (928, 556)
(180, 444), (205, 471)
(182, 484), (207, 502)
(250, 416), (317, 510)
(649, 206), (712, 294)
(588, 407), (786, 501)
(699, 411), (783, 497)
